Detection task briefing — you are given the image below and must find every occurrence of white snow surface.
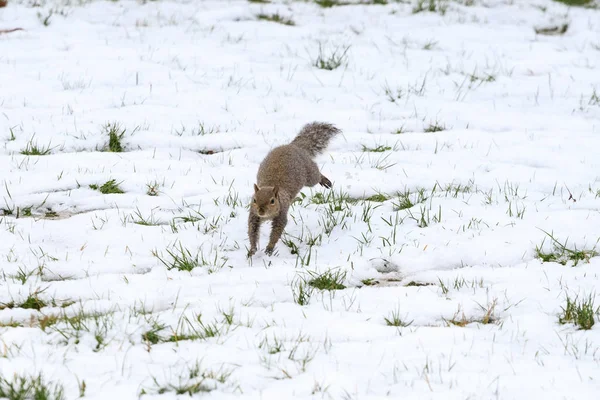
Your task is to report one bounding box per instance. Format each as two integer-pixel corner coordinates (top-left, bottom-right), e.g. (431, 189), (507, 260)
(1, 0), (600, 398)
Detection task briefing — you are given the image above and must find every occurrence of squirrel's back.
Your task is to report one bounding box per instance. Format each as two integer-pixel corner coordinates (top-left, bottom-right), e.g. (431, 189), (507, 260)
(257, 144), (315, 196)
(256, 122), (340, 197)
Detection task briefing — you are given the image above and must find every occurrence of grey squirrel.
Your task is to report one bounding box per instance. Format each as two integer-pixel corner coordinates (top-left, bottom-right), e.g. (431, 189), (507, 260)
(248, 122), (341, 257)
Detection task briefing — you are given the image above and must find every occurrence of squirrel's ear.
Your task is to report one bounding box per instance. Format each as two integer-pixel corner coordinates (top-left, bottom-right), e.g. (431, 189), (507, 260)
(273, 186), (279, 198)
(253, 184), (259, 193)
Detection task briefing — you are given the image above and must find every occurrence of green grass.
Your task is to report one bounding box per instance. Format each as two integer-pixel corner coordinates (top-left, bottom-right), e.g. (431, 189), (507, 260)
(361, 278), (379, 286)
(559, 294), (597, 330)
(362, 144), (392, 152)
(424, 121), (447, 133)
(142, 322), (166, 345)
(413, 0), (448, 14)
(365, 193), (389, 202)
(535, 230), (598, 266)
(0, 294), (47, 311)
(315, 0), (350, 6)
(313, 43), (350, 71)
(103, 122), (125, 152)
(291, 275), (314, 306)
(307, 269), (347, 291)
(393, 188), (428, 211)
(141, 361), (231, 397)
(89, 179), (124, 194)
(20, 139), (53, 156)
(0, 373), (65, 400)
(384, 308), (413, 327)
(153, 242), (200, 272)
(552, 0), (594, 6)
(257, 13), (295, 25)
(405, 281), (434, 287)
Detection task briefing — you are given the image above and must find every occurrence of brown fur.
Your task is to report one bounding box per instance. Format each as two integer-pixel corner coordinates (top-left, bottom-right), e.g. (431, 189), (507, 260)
(248, 122), (340, 256)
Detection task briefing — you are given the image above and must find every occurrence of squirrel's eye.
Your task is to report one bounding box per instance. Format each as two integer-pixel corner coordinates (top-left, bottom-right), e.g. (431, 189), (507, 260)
(253, 199), (256, 203)
(270, 199), (275, 205)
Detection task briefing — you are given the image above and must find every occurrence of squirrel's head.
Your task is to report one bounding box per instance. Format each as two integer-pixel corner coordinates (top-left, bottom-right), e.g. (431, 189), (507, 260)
(251, 184), (280, 219)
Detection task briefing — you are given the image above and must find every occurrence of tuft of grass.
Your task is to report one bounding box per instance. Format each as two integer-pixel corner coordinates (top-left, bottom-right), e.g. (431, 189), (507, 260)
(315, 0), (350, 6)
(103, 122), (126, 152)
(1, 293), (47, 311)
(587, 88), (600, 107)
(559, 294), (597, 330)
(0, 373), (65, 400)
(313, 42), (350, 71)
(153, 242), (200, 272)
(552, 0), (593, 6)
(424, 121), (447, 133)
(257, 13), (295, 25)
(535, 23), (569, 36)
(20, 138), (53, 156)
(413, 0), (448, 14)
(248, 0), (270, 3)
(142, 322), (166, 345)
(292, 275), (314, 306)
(365, 193), (388, 202)
(141, 361), (232, 397)
(393, 188), (428, 211)
(362, 144), (392, 152)
(405, 281), (433, 287)
(307, 269), (347, 291)
(384, 308), (413, 327)
(146, 180), (161, 196)
(361, 278), (379, 286)
(534, 230), (598, 266)
(89, 179), (124, 194)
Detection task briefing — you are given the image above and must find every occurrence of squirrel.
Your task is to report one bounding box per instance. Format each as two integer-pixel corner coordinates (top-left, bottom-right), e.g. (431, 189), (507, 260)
(248, 122), (341, 257)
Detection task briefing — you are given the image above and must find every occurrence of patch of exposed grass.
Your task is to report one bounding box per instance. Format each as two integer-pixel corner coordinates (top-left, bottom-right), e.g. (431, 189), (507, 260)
(141, 361), (232, 397)
(365, 193), (388, 202)
(248, 0), (270, 3)
(405, 281), (434, 287)
(552, 0), (593, 6)
(0, 293), (47, 311)
(153, 242), (200, 272)
(362, 144), (392, 152)
(20, 138), (53, 156)
(535, 230), (598, 266)
(393, 188), (428, 211)
(413, 0), (448, 14)
(587, 88), (600, 107)
(361, 278), (379, 286)
(142, 322), (166, 345)
(424, 121), (447, 133)
(313, 43), (350, 71)
(146, 180), (161, 196)
(0, 373), (65, 400)
(559, 294), (597, 330)
(292, 275), (314, 306)
(446, 300), (498, 327)
(49, 309), (114, 351)
(307, 269), (347, 291)
(89, 179), (124, 194)
(384, 308), (413, 327)
(257, 13), (295, 25)
(103, 122), (125, 152)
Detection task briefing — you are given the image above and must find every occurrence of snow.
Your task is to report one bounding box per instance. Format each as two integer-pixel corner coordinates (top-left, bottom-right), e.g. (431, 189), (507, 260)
(1, 0), (600, 398)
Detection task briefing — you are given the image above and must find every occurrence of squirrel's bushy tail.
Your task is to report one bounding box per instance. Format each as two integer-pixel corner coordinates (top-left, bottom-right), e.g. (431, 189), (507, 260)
(290, 122), (341, 157)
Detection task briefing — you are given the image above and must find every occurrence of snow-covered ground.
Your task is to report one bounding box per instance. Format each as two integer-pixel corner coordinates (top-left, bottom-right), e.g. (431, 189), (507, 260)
(1, 0), (600, 398)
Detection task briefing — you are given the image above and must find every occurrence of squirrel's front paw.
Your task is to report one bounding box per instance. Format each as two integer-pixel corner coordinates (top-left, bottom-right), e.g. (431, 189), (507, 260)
(247, 247), (257, 258)
(265, 246), (275, 256)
